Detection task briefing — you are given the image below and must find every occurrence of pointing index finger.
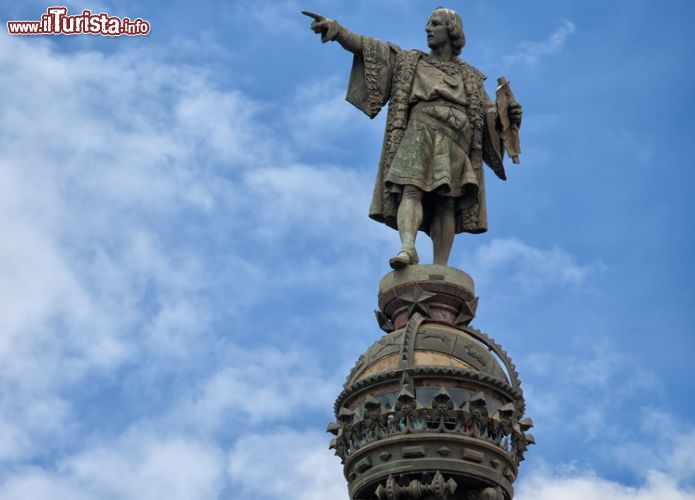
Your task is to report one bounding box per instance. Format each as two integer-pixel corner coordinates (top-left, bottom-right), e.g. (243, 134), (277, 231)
(301, 10), (325, 22)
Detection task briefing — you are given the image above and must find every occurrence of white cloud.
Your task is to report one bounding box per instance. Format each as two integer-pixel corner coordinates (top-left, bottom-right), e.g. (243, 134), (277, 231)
(177, 346), (340, 433)
(518, 411), (695, 500)
(175, 88), (284, 167)
(228, 428), (347, 500)
(0, 9), (687, 500)
(0, 165), (89, 360)
(608, 409), (695, 484)
(0, 431), (225, 500)
(0, 31), (373, 475)
(518, 470), (695, 500)
(518, 349), (695, 500)
(244, 163), (382, 243)
(0, 33), (269, 463)
(464, 238), (593, 296)
(505, 20), (576, 65)
(232, 0), (306, 38)
(521, 342), (658, 441)
(523, 342), (656, 391)
(286, 77), (358, 149)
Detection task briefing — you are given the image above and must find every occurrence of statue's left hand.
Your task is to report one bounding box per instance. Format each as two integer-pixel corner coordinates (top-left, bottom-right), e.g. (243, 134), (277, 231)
(508, 102), (523, 127)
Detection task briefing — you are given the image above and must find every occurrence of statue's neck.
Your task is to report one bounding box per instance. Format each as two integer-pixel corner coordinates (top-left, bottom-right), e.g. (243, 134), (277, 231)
(430, 44), (454, 62)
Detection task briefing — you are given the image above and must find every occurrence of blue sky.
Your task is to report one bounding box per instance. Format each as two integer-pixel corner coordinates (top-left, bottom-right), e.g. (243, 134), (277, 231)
(0, 0), (693, 498)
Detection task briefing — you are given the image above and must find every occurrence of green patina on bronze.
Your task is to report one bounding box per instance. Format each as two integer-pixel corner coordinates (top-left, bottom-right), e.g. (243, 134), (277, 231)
(303, 7), (522, 270)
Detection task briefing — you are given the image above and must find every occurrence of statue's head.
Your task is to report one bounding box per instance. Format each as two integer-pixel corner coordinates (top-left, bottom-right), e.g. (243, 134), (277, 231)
(426, 7), (465, 55)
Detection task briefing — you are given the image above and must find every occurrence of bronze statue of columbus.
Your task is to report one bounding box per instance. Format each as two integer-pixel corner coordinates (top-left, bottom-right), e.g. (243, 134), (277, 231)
(303, 8), (523, 269)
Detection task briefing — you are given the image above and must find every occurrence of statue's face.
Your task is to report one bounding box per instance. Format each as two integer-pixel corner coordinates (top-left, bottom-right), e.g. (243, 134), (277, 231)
(425, 11), (450, 50)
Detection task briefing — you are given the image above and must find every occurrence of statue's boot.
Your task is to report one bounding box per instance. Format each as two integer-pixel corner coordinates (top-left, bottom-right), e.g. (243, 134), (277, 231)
(389, 248), (419, 270)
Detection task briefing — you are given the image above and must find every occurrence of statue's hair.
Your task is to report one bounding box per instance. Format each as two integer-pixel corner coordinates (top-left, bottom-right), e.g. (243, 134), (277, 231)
(433, 7), (465, 55)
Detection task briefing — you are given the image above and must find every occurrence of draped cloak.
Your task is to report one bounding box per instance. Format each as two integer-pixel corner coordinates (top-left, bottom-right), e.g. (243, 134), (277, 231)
(345, 37), (507, 234)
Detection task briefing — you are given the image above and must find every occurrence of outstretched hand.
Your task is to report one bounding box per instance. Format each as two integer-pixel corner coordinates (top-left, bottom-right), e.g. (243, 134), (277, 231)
(301, 10), (334, 42)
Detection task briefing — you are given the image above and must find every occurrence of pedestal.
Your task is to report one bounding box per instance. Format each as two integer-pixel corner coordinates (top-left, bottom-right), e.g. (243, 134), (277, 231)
(328, 266), (534, 500)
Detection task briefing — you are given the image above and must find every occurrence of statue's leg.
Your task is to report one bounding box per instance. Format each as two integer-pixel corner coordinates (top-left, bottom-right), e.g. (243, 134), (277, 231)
(390, 185), (422, 269)
(431, 196), (455, 266)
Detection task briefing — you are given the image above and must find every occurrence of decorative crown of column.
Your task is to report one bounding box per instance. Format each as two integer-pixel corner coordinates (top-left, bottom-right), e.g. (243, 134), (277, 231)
(328, 266), (534, 500)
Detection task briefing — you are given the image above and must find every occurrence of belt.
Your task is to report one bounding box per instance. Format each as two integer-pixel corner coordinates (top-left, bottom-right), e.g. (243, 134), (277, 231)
(409, 100), (470, 144)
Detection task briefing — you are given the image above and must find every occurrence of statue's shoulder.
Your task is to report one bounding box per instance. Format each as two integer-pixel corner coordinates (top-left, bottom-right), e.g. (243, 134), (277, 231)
(456, 59), (487, 83)
(387, 46), (422, 86)
(388, 43), (423, 60)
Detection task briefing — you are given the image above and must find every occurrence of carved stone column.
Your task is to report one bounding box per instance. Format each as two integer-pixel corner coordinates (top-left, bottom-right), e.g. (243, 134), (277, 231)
(328, 265), (534, 499)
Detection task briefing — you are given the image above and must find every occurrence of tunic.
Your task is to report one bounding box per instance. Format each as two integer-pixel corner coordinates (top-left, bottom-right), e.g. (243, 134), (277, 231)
(345, 37), (507, 235)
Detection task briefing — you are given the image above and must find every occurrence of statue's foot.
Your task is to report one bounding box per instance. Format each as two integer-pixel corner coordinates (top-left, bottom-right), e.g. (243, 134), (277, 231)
(389, 249), (419, 270)
(389, 252), (410, 269)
